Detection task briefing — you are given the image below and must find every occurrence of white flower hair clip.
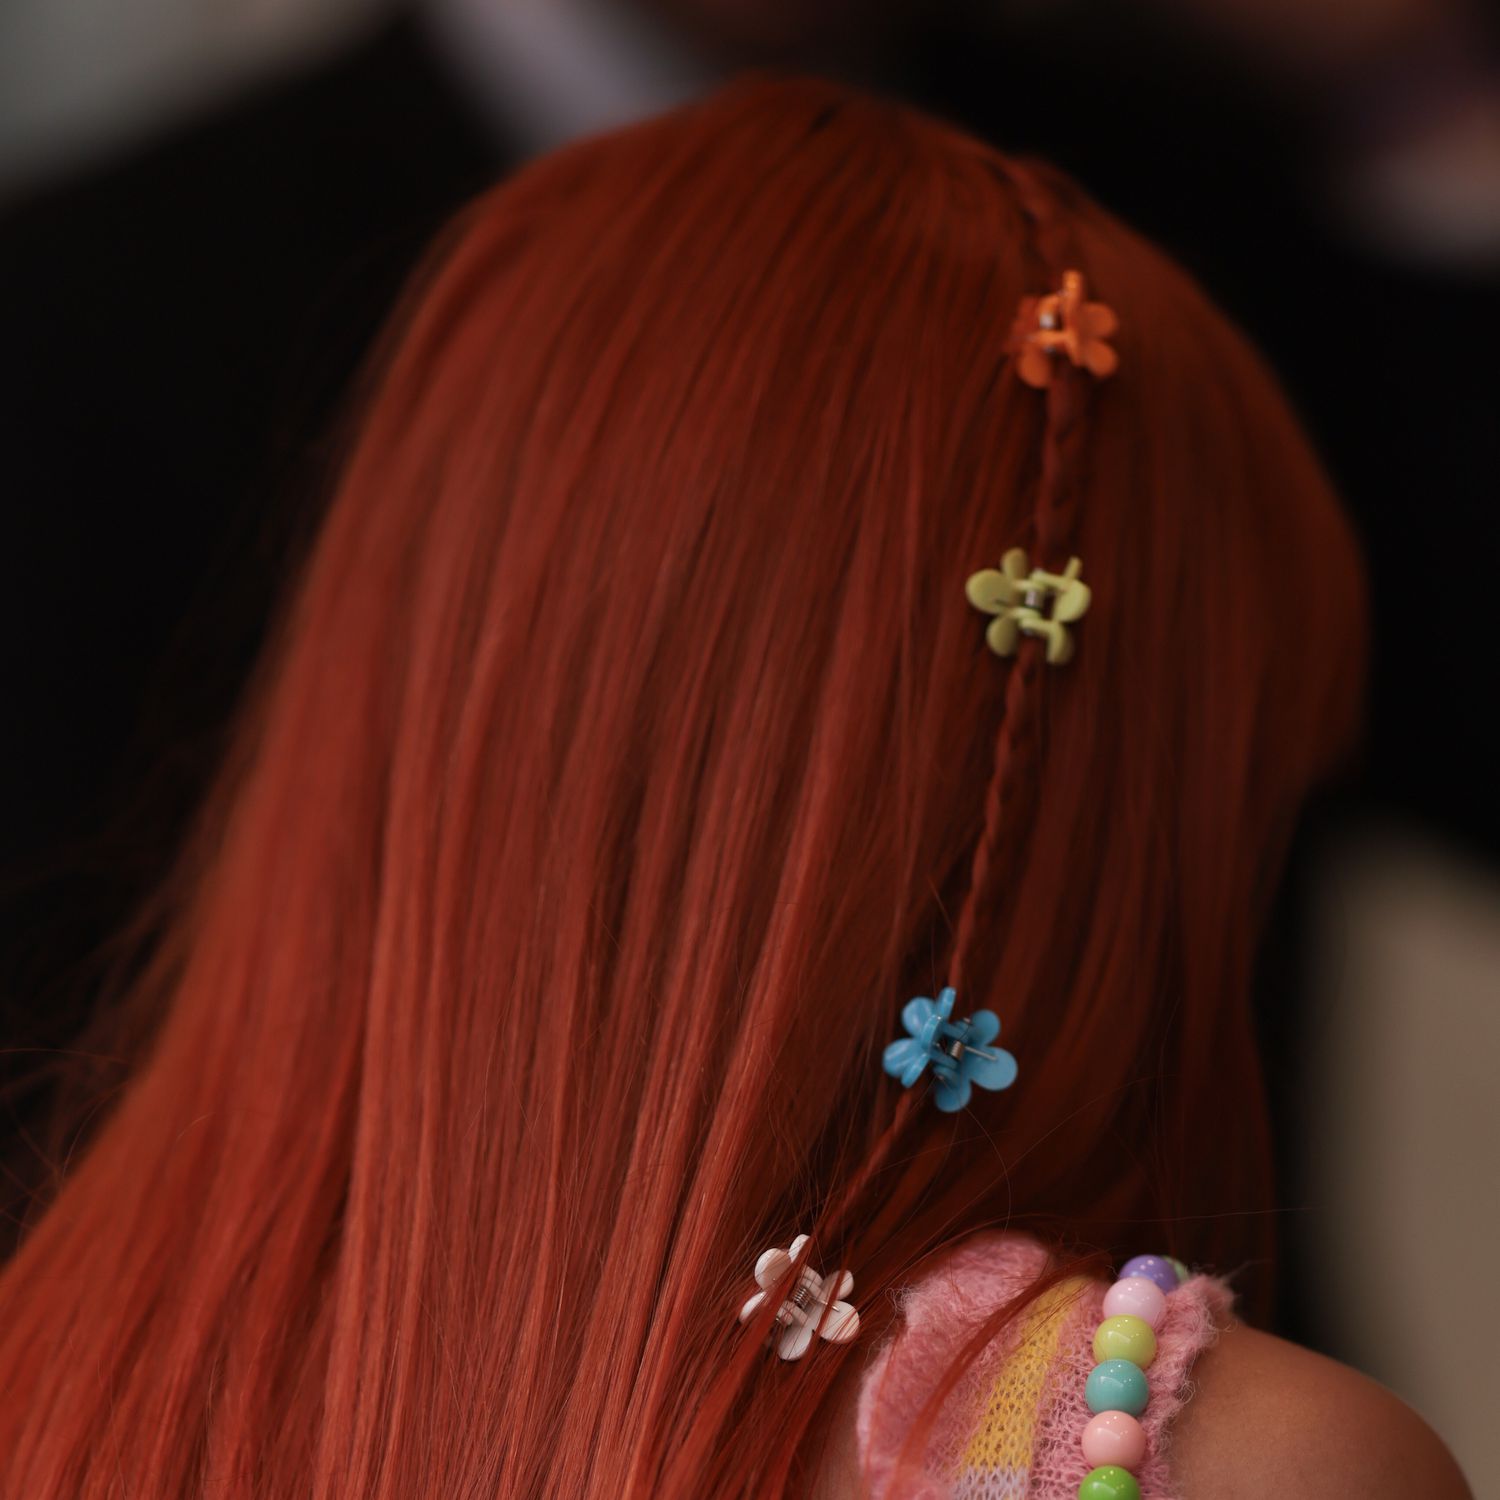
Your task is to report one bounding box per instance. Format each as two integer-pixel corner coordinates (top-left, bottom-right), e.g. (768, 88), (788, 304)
(738, 1234), (860, 1360)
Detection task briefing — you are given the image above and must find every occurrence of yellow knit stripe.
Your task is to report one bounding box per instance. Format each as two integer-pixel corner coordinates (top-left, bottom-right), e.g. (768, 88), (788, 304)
(959, 1276), (1093, 1471)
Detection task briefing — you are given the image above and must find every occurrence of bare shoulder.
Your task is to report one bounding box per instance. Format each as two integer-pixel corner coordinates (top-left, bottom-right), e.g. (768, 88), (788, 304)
(1172, 1320), (1472, 1500)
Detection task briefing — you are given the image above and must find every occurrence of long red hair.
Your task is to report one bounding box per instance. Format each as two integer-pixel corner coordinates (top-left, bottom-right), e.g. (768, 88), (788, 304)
(0, 77), (1363, 1496)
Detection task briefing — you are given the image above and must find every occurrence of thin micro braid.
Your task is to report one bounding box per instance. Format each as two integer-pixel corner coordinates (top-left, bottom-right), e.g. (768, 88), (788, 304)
(824, 176), (1094, 1247)
(946, 166), (1092, 1000)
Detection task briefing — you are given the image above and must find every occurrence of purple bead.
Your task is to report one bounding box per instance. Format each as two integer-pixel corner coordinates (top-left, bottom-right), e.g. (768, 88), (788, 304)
(1119, 1254), (1178, 1294)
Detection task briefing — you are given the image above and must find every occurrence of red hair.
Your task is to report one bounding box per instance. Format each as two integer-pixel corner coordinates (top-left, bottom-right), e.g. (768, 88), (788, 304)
(0, 77), (1363, 1496)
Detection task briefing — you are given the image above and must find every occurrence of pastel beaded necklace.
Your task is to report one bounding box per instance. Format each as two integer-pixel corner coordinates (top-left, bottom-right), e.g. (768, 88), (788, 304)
(1078, 1253), (1194, 1500)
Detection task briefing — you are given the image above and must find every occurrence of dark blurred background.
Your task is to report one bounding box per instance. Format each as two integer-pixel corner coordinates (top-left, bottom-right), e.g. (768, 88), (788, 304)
(2, 0), (1496, 1479)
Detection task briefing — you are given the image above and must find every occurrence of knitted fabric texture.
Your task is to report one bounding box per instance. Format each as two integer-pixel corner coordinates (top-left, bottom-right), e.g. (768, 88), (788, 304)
(855, 1233), (1236, 1499)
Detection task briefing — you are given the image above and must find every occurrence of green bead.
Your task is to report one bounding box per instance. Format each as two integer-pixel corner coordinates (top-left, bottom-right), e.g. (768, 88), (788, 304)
(1167, 1256), (1190, 1284)
(1078, 1465), (1142, 1500)
(1093, 1314), (1157, 1368)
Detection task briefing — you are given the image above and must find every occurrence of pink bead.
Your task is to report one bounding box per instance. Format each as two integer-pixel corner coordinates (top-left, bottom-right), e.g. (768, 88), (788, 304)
(1103, 1275), (1168, 1330)
(1081, 1410), (1148, 1469)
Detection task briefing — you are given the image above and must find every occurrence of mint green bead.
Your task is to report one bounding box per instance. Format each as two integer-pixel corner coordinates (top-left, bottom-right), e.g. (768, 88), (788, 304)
(1086, 1357), (1149, 1416)
(1078, 1464), (1142, 1500)
(1093, 1313), (1157, 1369)
(1167, 1256), (1190, 1284)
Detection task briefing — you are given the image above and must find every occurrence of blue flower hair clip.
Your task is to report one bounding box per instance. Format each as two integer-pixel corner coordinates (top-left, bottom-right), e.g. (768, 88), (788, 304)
(883, 986), (1018, 1113)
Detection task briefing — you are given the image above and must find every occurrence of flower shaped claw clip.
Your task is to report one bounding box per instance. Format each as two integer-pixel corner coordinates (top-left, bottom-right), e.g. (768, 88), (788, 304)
(884, 986), (1018, 1113)
(738, 1235), (860, 1360)
(965, 548), (1091, 666)
(1011, 269), (1119, 388)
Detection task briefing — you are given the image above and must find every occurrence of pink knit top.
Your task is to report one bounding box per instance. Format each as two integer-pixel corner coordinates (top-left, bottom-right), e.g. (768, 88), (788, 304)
(855, 1234), (1236, 1499)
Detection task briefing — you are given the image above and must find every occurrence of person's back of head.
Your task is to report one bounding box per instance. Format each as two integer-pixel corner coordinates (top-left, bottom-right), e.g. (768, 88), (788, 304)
(0, 76), (1366, 1498)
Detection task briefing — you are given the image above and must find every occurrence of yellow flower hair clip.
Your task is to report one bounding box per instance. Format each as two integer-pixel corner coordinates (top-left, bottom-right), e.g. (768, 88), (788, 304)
(964, 549), (1091, 665)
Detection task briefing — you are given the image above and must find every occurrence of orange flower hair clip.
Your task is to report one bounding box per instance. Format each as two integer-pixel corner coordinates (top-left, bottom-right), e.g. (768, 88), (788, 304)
(1010, 269), (1119, 388)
